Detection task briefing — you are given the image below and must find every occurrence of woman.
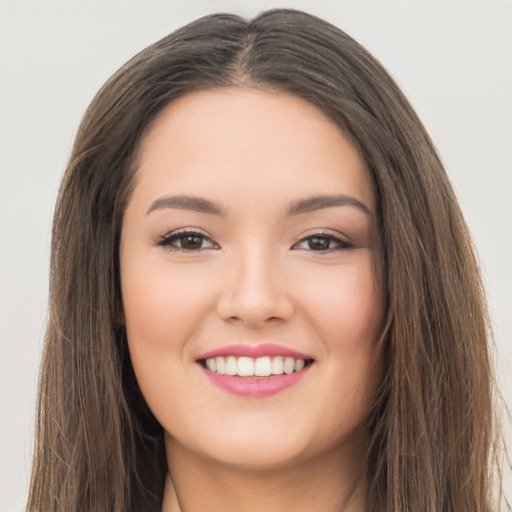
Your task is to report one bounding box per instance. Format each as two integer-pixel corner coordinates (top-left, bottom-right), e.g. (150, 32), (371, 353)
(27, 9), (502, 512)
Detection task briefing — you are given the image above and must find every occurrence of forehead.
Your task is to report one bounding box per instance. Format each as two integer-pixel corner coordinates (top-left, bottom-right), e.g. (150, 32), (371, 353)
(133, 87), (374, 213)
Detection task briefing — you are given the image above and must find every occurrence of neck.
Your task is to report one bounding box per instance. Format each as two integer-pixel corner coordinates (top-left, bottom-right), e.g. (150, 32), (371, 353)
(161, 434), (368, 512)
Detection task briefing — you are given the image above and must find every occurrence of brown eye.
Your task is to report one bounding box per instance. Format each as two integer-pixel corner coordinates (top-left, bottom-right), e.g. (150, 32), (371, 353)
(292, 232), (353, 252)
(180, 234), (204, 250)
(156, 231), (219, 251)
(307, 236), (332, 251)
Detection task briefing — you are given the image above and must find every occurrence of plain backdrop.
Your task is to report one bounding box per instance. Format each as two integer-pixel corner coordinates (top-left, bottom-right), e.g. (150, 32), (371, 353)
(1, 1), (511, 510)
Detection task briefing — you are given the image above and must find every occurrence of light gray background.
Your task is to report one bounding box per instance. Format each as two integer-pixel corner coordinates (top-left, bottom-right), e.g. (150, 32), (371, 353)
(1, 1), (511, 510)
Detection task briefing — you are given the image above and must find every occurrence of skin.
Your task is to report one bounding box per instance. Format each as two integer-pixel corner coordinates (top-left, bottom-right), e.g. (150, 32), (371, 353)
(120, 88), (383, 512)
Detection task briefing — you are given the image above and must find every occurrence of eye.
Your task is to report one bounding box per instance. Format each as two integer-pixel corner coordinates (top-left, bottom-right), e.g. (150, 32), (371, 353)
(155, 230), (219, 251)
(292, 232), (353, 252)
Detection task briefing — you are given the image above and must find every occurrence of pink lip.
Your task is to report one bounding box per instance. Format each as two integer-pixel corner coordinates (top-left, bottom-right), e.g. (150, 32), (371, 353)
(196, 344), (314, 398)
(196, 343), (313, 360)
(200, 364), (313, 398)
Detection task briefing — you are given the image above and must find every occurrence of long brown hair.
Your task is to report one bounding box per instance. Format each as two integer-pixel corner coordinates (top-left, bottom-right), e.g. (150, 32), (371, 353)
(27, 9), (501, 511)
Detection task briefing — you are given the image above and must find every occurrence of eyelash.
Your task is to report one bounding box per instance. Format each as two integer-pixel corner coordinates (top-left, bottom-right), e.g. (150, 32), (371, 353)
(154, 230), (353, 253)
(154, 229), (219, 252)
(291, 231), (353, 252)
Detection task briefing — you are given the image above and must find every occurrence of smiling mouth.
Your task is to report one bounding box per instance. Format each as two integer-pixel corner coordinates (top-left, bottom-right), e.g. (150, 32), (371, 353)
(200, 356), (315, 378)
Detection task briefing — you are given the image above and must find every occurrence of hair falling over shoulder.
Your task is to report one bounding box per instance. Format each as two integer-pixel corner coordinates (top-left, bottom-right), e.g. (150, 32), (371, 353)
(27, 8), (505, 512)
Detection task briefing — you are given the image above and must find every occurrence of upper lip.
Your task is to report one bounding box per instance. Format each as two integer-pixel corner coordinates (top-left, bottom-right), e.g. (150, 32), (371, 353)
(196, 343), (313, 361)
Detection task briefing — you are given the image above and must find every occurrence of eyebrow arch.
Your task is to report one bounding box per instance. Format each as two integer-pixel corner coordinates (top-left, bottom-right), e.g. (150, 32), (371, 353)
(287, 194), (371, 216)
(146, 195), (225, 216)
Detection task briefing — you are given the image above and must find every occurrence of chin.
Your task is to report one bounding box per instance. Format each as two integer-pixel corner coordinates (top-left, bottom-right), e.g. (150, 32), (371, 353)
(191, 438), (313, 471)
(165, 411), (361, 473)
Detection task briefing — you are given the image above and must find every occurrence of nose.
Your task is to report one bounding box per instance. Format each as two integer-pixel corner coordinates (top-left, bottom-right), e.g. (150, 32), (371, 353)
(216, 245), (294, 328)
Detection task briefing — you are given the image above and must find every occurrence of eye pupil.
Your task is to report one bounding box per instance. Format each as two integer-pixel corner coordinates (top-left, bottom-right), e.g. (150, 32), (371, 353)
(308, 236), (330, 250)
(181, 235), (203, 249)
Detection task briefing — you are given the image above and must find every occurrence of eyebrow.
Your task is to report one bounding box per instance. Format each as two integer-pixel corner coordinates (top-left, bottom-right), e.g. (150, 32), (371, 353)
(146, 195), (225, 216)
(287, 194), (371, 216)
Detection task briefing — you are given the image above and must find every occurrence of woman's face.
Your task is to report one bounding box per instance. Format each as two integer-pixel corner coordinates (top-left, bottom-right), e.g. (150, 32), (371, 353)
(120, 88), (383, 470)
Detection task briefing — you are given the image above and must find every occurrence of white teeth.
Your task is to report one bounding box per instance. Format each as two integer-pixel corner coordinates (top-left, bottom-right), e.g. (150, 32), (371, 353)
(226, 356), (237, 375)
(254, 357), (272, 377)
(204, 355), (310, 377)
(283, 357), (295, 375)
(215, 357), (226, 374)
(271, 356), (284, 375)
(206, 358), (217, 372)
(237, 357), (254, 377)
(294, 359), (305, 372)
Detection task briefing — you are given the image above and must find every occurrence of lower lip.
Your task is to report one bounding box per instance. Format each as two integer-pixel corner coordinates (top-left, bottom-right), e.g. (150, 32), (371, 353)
(200, 364), (312, 398)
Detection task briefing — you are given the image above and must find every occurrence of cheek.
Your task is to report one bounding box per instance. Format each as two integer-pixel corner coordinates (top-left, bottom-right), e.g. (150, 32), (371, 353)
(299, 255), (382, 347)
(296, 255), (383, 416)
(120, 258), (218, 426)
(121, 259), (216, 347)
